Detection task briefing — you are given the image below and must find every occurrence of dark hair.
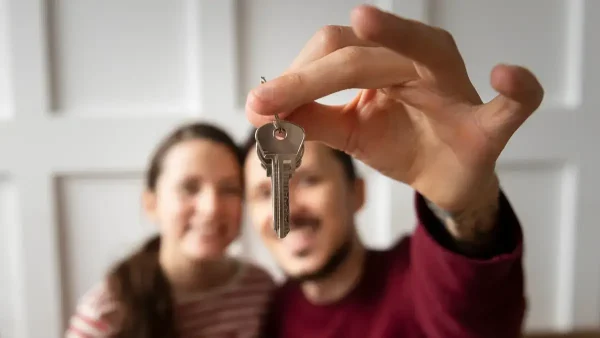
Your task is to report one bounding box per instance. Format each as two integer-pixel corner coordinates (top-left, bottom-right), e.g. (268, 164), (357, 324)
(241, 128), (357, 181)
(106, 122), (243, 338)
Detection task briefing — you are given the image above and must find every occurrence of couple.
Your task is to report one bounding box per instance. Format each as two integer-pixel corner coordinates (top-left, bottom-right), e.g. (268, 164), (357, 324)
(65, 5), (544, 338)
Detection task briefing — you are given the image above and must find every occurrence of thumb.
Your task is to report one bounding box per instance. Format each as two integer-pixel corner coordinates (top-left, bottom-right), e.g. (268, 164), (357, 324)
(479, 64), (544, 143)
(281, 102), (355, 153)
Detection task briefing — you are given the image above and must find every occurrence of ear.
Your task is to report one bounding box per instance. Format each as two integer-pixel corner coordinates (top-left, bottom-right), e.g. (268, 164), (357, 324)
(351, 177), (366, 213)
(142, 189), (158, 222)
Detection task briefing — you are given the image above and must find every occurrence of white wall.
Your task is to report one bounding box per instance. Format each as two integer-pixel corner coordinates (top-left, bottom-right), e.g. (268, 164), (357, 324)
(0, 1), (599, 337)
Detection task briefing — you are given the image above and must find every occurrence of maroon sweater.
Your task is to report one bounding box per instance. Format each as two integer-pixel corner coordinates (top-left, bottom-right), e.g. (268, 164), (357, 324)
(261, 192), (525, 338)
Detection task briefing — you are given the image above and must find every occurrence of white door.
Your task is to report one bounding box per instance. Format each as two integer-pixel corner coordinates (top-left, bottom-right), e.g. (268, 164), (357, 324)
(0, 1), (598, 337)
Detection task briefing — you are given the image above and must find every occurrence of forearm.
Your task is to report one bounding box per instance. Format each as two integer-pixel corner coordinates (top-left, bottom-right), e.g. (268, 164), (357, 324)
(425, 174), (501, 256)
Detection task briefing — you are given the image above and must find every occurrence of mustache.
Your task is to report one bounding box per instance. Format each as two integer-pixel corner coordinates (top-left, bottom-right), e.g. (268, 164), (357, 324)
(290, 213), (320, 229)
(187, 218), (219, 228)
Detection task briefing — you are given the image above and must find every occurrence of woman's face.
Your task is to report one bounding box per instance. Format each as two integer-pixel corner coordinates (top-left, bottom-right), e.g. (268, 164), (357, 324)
(144, 138), (243, 261)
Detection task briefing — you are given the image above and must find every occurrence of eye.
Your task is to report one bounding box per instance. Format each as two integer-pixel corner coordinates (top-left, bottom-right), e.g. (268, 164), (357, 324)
(181, 180), (199, 195)
(298, 175), (320, 186)
(255, 184), (271, 200)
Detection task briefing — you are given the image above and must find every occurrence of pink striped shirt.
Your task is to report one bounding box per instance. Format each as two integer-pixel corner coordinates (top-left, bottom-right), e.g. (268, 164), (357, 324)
(65, 260), (275, 338)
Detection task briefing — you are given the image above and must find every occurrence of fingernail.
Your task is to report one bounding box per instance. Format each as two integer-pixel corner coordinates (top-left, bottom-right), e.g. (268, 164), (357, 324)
(254, 82), (276, 102)
(246, 91), (263, 114)
(247, 87), (275, 115)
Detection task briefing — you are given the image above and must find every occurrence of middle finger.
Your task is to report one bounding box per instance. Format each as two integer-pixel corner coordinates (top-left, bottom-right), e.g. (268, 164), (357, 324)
(286, 25), (380, 71)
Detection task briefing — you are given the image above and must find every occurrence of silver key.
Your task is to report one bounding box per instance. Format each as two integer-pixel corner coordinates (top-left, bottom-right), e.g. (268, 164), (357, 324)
(255, 120), (305, 239)
(256, 140), (303, 176)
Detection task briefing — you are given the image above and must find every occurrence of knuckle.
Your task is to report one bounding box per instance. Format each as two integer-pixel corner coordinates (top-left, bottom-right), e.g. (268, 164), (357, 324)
(430, 27), (462, 68)
(317, 25), (345, 51)
(284, 72), (304, 88)
(339, 46), (366, 86)
(436, 27), (457, 47)
(341, 46), (364, 63)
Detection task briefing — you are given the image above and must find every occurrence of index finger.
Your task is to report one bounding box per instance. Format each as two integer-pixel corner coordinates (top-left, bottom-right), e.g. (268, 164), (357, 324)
(350, 5), (466, 73)
(246, 46), (417, 117)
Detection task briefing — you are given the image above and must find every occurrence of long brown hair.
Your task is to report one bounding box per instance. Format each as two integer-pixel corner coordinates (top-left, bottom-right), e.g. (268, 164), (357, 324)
(106, 122), (243, 338)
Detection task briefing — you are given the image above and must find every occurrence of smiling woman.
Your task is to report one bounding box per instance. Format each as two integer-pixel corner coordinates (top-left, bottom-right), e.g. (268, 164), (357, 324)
(64, 122), (275, 338)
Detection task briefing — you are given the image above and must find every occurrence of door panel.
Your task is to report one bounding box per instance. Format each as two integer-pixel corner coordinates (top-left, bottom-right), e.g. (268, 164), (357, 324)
(0, 1), (597, 337)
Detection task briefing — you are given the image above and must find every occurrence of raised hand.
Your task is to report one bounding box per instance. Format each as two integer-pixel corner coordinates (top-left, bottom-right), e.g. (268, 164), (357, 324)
(245, 5), (544, 240)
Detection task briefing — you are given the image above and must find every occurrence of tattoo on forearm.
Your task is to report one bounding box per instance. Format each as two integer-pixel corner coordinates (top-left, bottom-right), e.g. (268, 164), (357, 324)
(425, 196), (500, 254)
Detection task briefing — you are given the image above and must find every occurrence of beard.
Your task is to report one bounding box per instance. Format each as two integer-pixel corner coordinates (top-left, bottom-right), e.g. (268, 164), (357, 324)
(283, 212), (354, 283)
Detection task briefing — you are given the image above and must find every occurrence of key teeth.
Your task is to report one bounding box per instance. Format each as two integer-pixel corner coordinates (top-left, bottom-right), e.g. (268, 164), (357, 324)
(277, 226), (290, 239)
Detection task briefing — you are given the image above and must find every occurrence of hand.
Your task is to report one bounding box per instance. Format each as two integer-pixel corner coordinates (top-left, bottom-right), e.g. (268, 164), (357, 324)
(245, 5), (544, 216)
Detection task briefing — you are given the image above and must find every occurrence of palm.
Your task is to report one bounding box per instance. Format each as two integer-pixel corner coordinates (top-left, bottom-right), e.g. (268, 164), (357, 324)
(344, 86), (496, 209)
(349, 91), (421, 181)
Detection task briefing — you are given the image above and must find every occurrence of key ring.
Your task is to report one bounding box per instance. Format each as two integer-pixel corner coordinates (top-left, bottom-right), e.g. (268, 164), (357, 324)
(260, 76), (283, 132)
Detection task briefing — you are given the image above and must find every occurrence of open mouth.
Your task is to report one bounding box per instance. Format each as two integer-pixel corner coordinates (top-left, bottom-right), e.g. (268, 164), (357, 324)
(289, 214), (320, 232)
(187, 223), (221, 237)
(284, 214), (322, 255)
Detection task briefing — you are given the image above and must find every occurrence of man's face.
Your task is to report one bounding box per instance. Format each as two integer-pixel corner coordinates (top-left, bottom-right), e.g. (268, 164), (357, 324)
(244, 141), (364, 278)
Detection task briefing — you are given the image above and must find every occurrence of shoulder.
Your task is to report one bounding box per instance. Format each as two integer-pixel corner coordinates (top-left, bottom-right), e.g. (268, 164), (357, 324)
(367, 235), (412, 267)
(242, 260), (276, 281)
(65, 279), (122, 337)
(236, 259), (277, 291)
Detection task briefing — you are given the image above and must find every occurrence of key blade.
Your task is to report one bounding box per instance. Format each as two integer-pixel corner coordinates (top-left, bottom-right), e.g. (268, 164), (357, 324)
(271, 155), (291, 239)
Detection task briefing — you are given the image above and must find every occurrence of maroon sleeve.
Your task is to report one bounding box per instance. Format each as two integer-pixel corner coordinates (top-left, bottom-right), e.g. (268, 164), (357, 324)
(410, 191), (525, 338)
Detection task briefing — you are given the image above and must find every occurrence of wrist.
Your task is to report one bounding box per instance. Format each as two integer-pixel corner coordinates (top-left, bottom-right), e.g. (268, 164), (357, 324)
(426, 174), (501, 250)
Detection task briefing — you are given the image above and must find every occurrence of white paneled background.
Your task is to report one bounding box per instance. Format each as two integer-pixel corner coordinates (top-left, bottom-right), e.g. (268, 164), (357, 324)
(0, 0), (598, 337)
(0, 178), (19, 338)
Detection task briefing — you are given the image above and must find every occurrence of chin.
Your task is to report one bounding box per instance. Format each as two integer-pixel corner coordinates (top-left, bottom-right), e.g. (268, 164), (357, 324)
(282, 256), (325, 277)
(183, 245), (226, 261)
(286, 266), (317, 278)
(182, 232), (229, 256)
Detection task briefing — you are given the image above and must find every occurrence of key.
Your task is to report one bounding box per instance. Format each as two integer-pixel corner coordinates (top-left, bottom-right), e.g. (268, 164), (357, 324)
(255, 120), (305, 239)
(256, 140), (303, 176)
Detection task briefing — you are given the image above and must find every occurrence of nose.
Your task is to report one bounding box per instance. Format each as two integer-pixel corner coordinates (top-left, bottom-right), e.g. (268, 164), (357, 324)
(196, 187), (221, 219)
(288, 183), (303, 217)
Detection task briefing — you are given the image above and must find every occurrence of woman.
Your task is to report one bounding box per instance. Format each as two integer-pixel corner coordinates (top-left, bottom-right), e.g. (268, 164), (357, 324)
(65, 122), (275, 338)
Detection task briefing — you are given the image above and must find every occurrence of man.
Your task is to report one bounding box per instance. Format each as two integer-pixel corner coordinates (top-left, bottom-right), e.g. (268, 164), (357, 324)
(243, 4), (544, 338)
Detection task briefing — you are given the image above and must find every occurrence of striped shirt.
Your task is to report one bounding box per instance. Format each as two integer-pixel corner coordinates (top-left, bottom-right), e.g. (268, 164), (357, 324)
(65, 260), (275, 338)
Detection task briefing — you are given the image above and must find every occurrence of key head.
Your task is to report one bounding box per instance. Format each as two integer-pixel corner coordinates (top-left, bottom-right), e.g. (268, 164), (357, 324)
(254, 126), (301, 178)
(255, 121), (305, 159)
(256, 143), (272, 176)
